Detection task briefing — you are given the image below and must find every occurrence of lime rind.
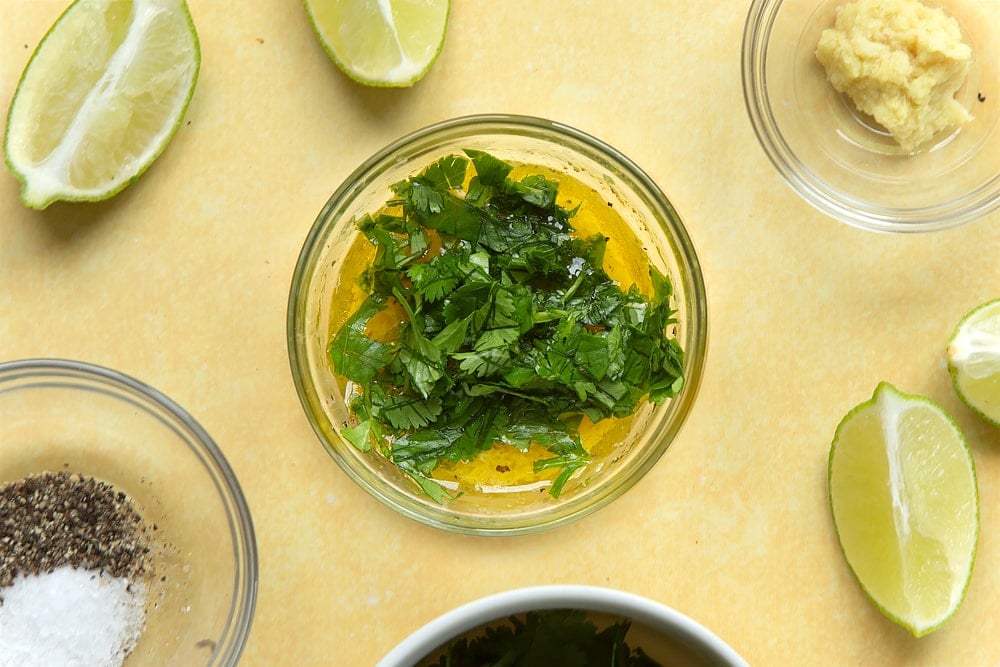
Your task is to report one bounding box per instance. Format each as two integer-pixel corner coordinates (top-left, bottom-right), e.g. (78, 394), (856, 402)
(302, 0), (450, 87)
(3, 0), (201, 209)
(828, 382), (979, 638)
(947, 298), (1000, 428)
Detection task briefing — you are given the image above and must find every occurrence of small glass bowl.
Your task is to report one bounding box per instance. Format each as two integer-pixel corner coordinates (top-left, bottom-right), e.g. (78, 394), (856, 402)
(377, 585), (749, 666)
(742, 0), (1000, 232)
(287, 114), (708, 536)
(0, 359), (257, 666)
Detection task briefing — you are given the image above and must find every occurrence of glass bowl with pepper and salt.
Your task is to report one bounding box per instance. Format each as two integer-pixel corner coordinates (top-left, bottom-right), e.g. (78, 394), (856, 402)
(0, 359), (257, 666)
(287, 114), (708, 536)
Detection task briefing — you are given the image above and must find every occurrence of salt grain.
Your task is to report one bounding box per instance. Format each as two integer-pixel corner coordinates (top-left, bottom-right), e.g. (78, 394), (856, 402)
(0, 566), (146, 667)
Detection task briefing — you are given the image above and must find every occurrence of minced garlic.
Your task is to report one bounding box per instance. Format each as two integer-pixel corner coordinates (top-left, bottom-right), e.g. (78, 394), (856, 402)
(815, 0), (972, 151)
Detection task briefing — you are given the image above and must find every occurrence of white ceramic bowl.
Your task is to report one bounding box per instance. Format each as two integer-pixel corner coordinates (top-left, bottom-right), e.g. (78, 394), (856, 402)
(378, 585), (748, 667)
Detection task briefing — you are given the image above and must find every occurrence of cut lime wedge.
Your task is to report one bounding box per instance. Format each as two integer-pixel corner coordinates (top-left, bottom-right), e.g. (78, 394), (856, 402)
(829, 383), (979, 637)
(947, 298), (1000, 428)
(304, 0), (449, 87)
(4, 0), (200, 209)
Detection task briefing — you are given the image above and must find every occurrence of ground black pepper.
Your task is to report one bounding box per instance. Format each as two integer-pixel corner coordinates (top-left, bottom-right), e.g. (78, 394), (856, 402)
(0, 472), (151, 590)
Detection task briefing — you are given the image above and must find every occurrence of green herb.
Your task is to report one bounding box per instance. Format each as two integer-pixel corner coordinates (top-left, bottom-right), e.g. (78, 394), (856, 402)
(329, 150), (684, 501)
(426, 610), (662, 667)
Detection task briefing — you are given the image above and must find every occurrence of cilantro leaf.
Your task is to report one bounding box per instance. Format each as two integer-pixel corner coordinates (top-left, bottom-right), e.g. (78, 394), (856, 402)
(328, 297), (394, 386)
(505, 172), (558, 208)
(417, 154), (468, 191)
(377, 394), (443, 431)
(454, 347), (511, 378)
(430, 315), (471, 355)
(407, 261), (459, 303)
(465, 148), (512, 186)
(341, 419), (376, 452)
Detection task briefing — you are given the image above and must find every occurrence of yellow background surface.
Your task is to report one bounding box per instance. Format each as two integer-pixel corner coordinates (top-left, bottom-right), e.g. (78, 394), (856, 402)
(2, 1), (998, 665)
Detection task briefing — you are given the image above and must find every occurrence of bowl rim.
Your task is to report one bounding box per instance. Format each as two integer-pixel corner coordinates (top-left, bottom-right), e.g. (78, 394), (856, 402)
(740, 0), (1000, 232)
(0, 357), (259, 666)
(376, 584), (749, 667)
(287, 113), (708, 536)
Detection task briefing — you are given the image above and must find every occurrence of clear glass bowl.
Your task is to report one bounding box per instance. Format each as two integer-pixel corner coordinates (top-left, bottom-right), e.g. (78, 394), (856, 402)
(0, 359), (257, 666)
(287, 114), (708, 536)
(377, 585), (749, 666)
(742, 0), (1000, 232)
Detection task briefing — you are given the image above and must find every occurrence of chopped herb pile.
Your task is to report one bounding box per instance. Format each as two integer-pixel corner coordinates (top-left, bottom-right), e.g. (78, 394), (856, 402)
(426, 610), (662, 667)
(329, 150), (684, 501)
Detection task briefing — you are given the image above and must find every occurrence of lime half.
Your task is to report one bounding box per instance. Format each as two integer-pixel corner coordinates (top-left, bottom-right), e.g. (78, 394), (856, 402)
(304, 0), (449, 87)
(4, 0), (200, 209)
(829, 383), (979, 637)
(947, 298), (1000, 428)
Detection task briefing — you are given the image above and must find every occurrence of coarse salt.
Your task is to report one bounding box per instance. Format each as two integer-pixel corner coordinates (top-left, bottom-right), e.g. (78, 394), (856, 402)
(0, 565), (147, 667)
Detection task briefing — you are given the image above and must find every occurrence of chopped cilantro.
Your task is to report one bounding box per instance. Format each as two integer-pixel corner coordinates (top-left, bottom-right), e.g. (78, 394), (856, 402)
(426, 610), (662, 667)
(329, 151), (685, 501)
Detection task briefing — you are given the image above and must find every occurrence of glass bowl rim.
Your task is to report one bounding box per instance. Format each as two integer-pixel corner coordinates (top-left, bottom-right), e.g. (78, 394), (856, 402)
(0, 357), (259, 665)
(376, 584), (749, 667)
(287, 113), (708, 536)
(740, 0), (1000, 233)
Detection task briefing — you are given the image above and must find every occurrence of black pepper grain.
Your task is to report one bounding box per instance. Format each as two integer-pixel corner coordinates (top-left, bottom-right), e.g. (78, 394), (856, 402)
(0, 472), (151, 589)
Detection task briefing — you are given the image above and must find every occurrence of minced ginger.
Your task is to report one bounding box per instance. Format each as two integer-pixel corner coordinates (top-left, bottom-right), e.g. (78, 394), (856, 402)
(816, 0), (972, 151)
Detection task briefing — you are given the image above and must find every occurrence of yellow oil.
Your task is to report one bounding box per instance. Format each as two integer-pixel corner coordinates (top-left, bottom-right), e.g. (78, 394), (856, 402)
(328, 162), (655, 495)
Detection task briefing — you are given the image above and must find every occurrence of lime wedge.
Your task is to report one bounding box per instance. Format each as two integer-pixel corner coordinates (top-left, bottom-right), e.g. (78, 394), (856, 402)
(303, 0), (449, 87)
(3, 0), (200, 210)
(947, 298), (1000, 428)
(828, 383), (979, 637)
